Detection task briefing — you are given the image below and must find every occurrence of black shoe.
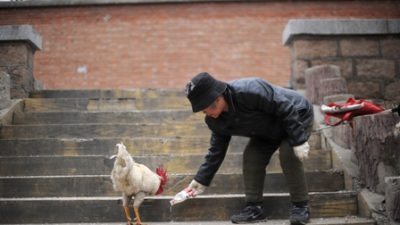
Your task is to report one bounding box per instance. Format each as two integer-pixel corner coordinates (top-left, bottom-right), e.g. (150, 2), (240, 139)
(231, 205), (267, 224)
(290, 204), (310, 225)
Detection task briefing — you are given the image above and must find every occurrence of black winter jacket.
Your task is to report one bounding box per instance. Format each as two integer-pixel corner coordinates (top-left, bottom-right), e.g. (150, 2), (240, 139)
(194, 78), (314, 186)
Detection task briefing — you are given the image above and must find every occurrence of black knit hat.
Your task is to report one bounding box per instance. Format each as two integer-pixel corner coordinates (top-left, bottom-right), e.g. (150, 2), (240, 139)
(185, 72), (227, 112)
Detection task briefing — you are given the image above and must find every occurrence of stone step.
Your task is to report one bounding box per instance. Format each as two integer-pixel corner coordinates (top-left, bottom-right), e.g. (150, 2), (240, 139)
(0, 134), (324, 157)
(0, 124), (321, 149)
(23, 97), (190, 112)
(0, 192), (358, 223)
(0, 151), (332, 176)
(29, 89), (185, 99)
(0, 136), (247, 156)
(13, 110), (201, 125)
(12, 217), (376, 225)
(0, 171), (344, 197)
(0, 123), (210, 139)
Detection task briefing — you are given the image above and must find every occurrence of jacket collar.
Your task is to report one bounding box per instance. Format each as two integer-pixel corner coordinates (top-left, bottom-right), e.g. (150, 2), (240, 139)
(222, 85), (237, 116)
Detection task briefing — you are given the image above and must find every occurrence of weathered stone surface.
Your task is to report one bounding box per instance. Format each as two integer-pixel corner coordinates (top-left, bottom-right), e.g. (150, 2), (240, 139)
(352, 113), (400, 194)
(292, 59), (309, 88)
(347, 81), (381, 99)
(8, 66), (33, 98)
(283, 19), (400, 45)
(0, 151), (332, 176)
(0, 71), (11, 109)
(305, 65), (340, 105)
(320, 77), (348, 103)
(0, 171), (344, 197)
(312, 59), (353, 78)
(381, 39), (400, 58)
(385, 82), (400, 102)
(340, 38), (380, 57)
(23, 97), (191, 111)
(0, 123), (211, 139)
(385, 177), (400, 222)
(0, 25), (42, 98)
(356, 59), (396, 79)
(0, 192), (357, 223)
(0, 25), (42, 50)
(293, 39), (338, 59)
(0, 43), (30, 66)
(332, 123), (352, 149)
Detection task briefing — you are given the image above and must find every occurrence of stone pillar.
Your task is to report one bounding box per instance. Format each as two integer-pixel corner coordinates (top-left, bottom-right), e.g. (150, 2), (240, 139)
(0, 25), (42, 98)
(352, 113), (400, 194)
(304, 64), (340, 105)
(385, 177), (400, 223)
(0, 71), (11, 109)
(283, 19), (400, 102)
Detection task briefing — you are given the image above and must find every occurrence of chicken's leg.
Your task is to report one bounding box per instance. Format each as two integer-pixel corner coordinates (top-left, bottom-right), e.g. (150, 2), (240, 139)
(123, 206), (134, 225)
(133, 207), (143, 225)
(122, 193), (134, 225)
(133, 192), (146, 225)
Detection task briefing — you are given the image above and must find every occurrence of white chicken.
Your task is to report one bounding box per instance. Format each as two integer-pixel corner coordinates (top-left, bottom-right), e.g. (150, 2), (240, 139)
(110, 142), (167, 225)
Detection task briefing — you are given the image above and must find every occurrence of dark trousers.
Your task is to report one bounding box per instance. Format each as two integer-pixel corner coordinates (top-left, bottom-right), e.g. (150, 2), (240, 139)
(242, 126), (312, 204)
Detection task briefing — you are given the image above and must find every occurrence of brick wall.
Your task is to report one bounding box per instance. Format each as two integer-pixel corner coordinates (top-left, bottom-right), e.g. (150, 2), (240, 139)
(0, 1), (399, 89)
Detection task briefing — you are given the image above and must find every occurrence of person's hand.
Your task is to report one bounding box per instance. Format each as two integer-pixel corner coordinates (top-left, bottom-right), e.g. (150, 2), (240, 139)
(170, 180), (206, 205)
(187, 179), (206, 197)
(293, 142), (310, 162)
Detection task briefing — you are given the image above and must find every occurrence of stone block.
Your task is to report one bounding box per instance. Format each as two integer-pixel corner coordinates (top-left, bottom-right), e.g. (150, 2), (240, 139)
(331, 123), (352, 149)
(385, 82), (400, 103)
(385, 177), (400, 222)
(312, 59), (353, 78)
(323, 94), (354, 105)
(347, 81), (381, 99)
(8, 66), (33, 99)
(292, 59), (309, 88)
(381, 39), (400, 58)
(356, 59), (396, 79)
(293, 39), (338, 59)
(340, 38), (380, 57)
(305, 64), (340, 105)
(0, 71), (11, 109)
(0, 25), (42, 50)
(320, 77), (348, 102)
(283, 19), (396, 45)
(352, 113), (400, 193)
(0, 43), (31, 66)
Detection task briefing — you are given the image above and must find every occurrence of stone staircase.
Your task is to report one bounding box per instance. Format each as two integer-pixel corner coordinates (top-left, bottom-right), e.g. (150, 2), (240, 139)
(0, 89), (375, 225)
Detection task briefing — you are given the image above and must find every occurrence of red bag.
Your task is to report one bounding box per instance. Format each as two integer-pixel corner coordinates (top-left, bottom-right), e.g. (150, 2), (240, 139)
(322, 98), (384, 126)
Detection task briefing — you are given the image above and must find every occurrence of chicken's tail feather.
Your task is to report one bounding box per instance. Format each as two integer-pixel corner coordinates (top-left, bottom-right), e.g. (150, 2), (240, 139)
(155, 166), (168, 195)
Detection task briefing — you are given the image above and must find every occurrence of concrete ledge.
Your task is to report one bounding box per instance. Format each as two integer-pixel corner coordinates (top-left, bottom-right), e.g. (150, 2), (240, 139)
(283, 19), (400, 45)
(0, 25), (42, 50)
